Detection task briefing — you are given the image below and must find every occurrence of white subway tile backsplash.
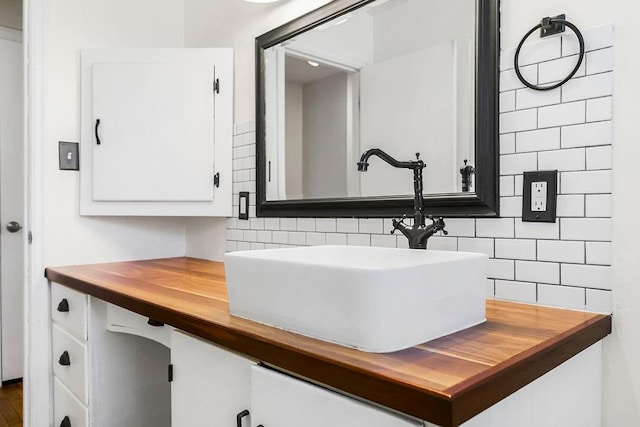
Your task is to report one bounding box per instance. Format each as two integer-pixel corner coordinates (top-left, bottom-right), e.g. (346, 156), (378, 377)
(586, 289), (612, 313)
(289, 231), (306, 246)
(347, 233), (370, 247)
(538, 54), (586, 84)
(562, 264), (612, 290)
(427, 237), (458, 251)
(495, 280), (536, 303)
(537, 240), (585, 263)
(500, 152), (537, 175)
(297, 218), (316, 232)
(443, 218), (476, 237)
(500, 109), (538, 134)
(458, 238), (494, 257)
(586, 97), (612, 122)
(561, 218), (612, 241)
(326, 233), (347, 245)
(516, 128), (560, 153)
(538, 148), (585, 171)
(371, 234), (397, 248)
(586, 194), (612, 217)
(517, 36), (561, 66)
(515, 221), (559, 239)
(516, 260), (560, 284)
(337, 218), (359, 233)
(562, 73), (613, 103)
(306, 232), (326, 246)
(500, 176), (515, 197)
(227, 25), (614, 311)
(500, 197), (522, 217)
(359, 218), (383, 234)
(476, 218), (515, 238)
(537, 284), (585, 310)
(500, 91), (516, 112)
(280, 218), (297, 231)
(561, 121), (612, 148)
(500, 133), (516, 154)
(586, 242), (612, 265)
(488, 259), (515, 280)
(515, 88), (561, 109)
(586, 146), (612, 170)
(587, 47), (614, 74)
(561, 170), (611, 194)
(556, 194), (585, 217)
(316, 218), (337, 233)
(563, 24), (614, 56)
(538, 101), (585, 128)
(500, 66), (537, 91)
(495, 239), (536, 260)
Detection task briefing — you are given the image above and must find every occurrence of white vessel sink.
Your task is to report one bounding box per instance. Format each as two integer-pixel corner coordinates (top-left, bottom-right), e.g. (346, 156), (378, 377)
(224, 245), (487, 353)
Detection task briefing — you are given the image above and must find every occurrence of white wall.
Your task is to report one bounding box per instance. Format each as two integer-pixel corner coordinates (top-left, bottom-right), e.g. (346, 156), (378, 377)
(285, 82), (303, 199)
(0, 0), (21, 30)
(43, 0), (188, 266)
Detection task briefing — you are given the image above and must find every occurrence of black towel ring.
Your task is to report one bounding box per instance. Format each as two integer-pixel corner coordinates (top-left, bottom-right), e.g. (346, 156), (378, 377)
(514, 17), (585, 91)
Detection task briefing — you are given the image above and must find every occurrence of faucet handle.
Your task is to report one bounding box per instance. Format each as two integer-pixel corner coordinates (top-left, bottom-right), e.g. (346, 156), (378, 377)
(429, 216), (448, 235)
(390, 214), (408, 235)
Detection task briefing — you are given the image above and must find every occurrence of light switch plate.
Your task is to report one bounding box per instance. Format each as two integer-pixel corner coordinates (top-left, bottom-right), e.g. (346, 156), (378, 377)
(522, 170), (557, 222)
(59, 141), (79, 170)
(239, 191), (249, 220)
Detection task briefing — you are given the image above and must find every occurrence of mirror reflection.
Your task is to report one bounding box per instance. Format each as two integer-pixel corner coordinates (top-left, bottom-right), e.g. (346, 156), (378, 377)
(264, 0), (476, 202)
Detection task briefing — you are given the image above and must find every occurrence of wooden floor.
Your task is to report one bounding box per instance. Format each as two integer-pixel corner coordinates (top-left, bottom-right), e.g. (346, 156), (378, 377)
(0, 382), (22, 426)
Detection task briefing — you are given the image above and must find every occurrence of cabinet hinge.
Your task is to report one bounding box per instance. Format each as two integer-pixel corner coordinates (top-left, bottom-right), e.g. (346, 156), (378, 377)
(168, 364), (173, 382)
(214, 172), (220, 188)
(214, 78), (220, 94)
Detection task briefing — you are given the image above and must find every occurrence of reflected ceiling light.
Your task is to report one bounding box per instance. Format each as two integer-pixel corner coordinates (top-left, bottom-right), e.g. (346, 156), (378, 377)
(332, 13), (352, 26)
(307, 61), (320, 67)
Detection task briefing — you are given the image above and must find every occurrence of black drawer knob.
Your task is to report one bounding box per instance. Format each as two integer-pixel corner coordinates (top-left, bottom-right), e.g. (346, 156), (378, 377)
(60, 415), (71, 427)
(57, 299), (70, 312)
(236, 409), (249, 427)
(147, 318), (165, 327)
(58, 351), (71, 366)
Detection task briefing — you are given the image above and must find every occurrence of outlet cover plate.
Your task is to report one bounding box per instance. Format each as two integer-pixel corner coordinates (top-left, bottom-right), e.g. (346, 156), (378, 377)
(522, 170), (557, 222)
(59, 141), (79, 170)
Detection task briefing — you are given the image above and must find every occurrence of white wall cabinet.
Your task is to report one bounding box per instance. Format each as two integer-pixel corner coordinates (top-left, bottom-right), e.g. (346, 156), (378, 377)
(80, 49), (233, 216)
(170, 329), (255, 426)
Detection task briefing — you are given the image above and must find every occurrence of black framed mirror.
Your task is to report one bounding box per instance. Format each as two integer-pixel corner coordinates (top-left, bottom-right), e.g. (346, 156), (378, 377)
(256, 0), (499, 218)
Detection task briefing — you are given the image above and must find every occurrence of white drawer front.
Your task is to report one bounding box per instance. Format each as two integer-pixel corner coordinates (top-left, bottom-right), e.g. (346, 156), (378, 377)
(51, 282), (88, 341)
(52, 323), (89, 404)
(106, 303), (170, 347)
(251, 366), (421, 427)
(54, 377), (88, 427)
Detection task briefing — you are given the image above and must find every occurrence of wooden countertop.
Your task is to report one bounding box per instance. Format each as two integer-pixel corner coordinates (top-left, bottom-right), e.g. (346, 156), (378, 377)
(45, 257), (611, 427)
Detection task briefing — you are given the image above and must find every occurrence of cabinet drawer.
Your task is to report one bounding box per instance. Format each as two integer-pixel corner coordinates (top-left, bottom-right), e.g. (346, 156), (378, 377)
(52, 323), (88, 404)
(106, 303), (170, 347)
(54, 377), (88, 427)
(51, 282), (88, 341)
(251, 366), (421, 427)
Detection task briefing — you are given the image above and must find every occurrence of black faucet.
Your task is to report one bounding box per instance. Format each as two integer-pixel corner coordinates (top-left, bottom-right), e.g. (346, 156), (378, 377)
(357, 148), (447, 249)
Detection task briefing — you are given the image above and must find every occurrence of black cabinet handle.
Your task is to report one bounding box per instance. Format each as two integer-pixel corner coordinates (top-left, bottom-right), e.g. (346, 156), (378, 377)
(60, 416), (71, 427)
(147, 318), (165, 327)
(236, 409), (249, 427)
(95, 119), (101, 145)
(57, 299), (69, 313)
(58, 351), (71, 366)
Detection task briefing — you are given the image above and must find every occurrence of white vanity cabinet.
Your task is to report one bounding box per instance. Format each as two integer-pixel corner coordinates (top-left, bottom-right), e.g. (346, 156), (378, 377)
(170, 330), (255, 426)
(80, 48), (233, 216)
(251, 365), (422, 427)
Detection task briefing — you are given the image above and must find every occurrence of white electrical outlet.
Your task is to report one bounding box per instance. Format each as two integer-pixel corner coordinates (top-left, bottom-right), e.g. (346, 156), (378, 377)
(531, 181), (547, 212)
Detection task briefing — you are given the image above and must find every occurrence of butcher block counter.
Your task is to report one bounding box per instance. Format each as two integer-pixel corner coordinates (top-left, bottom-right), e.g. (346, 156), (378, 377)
(45, 257), (611, 427)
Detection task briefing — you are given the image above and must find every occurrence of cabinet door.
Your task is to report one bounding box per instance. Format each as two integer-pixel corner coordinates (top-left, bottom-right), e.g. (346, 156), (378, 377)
(80, 49), (233, 216)
(171, 329), (255, 426)
(251, 366), (421, 427)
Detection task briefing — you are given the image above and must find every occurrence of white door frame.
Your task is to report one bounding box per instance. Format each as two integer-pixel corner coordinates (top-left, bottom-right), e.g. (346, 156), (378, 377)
(24, 0), (50, 426)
